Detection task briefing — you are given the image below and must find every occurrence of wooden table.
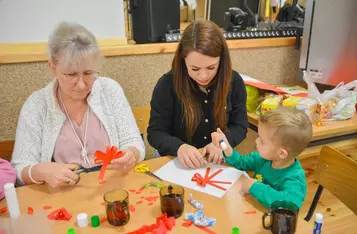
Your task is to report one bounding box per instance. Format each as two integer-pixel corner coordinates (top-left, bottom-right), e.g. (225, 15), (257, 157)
(248, 112), (357, 159)
(1, 157), (357, 233)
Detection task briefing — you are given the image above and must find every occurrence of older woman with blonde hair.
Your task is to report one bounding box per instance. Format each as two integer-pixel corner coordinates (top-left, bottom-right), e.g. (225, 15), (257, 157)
(11, 22), (145, 188)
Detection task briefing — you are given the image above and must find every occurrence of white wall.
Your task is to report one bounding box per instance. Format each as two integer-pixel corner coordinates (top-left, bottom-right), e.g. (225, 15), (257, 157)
(0, 0), (126, 43)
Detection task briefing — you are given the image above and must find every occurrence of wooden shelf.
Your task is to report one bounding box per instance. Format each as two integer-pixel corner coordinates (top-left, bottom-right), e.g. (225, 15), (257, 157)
(0, 37), (297, 64)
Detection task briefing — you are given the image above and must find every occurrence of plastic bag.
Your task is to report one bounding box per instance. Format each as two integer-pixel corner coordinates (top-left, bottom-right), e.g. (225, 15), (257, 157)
(303, 70), (357, 120)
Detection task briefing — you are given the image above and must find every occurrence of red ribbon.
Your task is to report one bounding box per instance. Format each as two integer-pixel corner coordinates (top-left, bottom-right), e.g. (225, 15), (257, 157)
(191, 168), (232, 191)
(94, 146), (123, 181)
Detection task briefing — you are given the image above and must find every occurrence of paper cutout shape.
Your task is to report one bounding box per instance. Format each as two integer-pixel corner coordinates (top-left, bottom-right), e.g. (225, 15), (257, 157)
(0, 207), (7, 213)
(129, 205), (136, 213)
(27, 207), (34, 215)
(94, 146), (123, 181)
(48, 208), (72, 221)
(191, 168), (232, 191)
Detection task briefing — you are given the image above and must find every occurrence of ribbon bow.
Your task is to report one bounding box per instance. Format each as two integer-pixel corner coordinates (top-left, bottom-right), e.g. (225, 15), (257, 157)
(94, 146), (123, 181)
(191, 168), (232, 191)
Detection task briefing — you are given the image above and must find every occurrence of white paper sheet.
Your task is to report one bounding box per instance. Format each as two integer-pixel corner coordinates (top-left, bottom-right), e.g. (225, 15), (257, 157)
(154, 158), (246, 198)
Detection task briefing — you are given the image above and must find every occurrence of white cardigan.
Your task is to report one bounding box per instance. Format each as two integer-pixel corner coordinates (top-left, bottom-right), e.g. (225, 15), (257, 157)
(11, 77), (145, 184)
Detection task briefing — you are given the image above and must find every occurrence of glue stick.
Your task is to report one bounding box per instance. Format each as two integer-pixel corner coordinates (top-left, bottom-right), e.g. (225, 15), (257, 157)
(313, 213), (323, 234)
(219, 140), (227, 150)
(4, 183), (20, 219)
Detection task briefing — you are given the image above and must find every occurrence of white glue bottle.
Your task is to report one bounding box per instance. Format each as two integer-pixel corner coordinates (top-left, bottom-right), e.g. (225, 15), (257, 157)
(4, 183), (20, 219)
(313, 213), (323, 234)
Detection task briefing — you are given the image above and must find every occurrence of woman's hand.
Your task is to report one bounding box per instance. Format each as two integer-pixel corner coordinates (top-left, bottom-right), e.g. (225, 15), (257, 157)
(204, 143), (224, 165)
(177, 144), (206, 169)
(108, 146), (139, 171)
(31, 162), (79, 188)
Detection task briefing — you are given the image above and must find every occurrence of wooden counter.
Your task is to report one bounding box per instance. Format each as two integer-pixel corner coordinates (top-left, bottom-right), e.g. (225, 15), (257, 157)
(0, 37), (297, 64)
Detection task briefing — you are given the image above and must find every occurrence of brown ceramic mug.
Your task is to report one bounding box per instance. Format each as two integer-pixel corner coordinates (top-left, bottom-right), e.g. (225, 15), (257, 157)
(262, 201), (299, 234)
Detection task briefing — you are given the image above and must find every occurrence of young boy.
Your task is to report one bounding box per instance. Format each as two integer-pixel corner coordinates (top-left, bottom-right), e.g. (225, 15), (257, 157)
(211, 106), (312, 209)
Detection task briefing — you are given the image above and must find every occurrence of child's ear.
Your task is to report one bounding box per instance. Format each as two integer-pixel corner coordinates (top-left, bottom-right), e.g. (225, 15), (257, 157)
(278, 148), (289, 159)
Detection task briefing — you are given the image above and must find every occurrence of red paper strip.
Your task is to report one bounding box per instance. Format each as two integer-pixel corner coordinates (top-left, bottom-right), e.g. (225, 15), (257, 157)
(196, 226), (218, 234)
(207, 181), (227, 191)
(203, 167), (211, 185)
(140, 196), (145, 199)
(148, 202), (154, 206)
(129, 205), (136, 213)
(207, 168), (223, 180)
(244, 210), (256, 214)
(0, 207), (7, 213)
(135, 192), (141, 194)
(99, 180), (107, 184)
(208, 181), (232, 184)
(100, 217), (108, 223)
(100, 202), (105, 206)
(27, 207), (34, 215)
(136, 201), (143, 205)
(94, 146), (123, 181)
(129, 189), (136, 193)
(43, 206), (52, 210)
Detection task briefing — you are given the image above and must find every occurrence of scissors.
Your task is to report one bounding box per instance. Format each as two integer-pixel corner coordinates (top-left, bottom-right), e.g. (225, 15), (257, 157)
(134, 164), (163, 181)
(72, 164), (102, 184)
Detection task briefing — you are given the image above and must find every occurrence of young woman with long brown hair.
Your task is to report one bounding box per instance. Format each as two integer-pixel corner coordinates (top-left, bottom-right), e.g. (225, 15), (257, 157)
(147, 19), (248, 168)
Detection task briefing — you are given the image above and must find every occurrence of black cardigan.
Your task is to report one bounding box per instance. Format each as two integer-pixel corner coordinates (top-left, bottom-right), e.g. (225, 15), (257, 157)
(147, 70), (248, 156)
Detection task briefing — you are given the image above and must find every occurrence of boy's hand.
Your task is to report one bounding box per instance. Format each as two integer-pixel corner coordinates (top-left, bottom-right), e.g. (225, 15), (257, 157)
(240, 176), (256, 193)
(211, 128), (233, 157)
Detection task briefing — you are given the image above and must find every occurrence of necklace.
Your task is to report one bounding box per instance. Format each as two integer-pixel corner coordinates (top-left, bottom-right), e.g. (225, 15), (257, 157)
(58, 92), (91, 167)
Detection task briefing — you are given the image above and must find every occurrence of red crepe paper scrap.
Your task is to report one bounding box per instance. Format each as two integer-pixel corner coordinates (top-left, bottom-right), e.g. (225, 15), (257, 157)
(126, 213), (175, 234)
(191, 167), (231, 191)
(27, 207), (34, 215)
(0, 207), (7, 213)
(100, 202), (105, 206)
(47, 208), (72, 221)
(135, 191), (141, 194)
(43, 206), (52, 210)
(129, 189), (136, 193)
(100, 217), (108, 223)
(244, 210), (256, 214)
(99, 180), (107, 184)
(138, 186), (145, 191)
(136, 201), (143, 205)
(129, 205), (136, 213)
(182, 220), (193, 227)
(94, 146), (123, 181)
(140, 196), (145, 199)
(144, 196), (159, 202)
(148, 202), (154, 206)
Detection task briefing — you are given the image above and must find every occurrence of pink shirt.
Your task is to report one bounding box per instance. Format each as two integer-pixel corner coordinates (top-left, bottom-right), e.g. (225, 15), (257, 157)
(0, 158), (16, 200)
(53, 108), (110, 168)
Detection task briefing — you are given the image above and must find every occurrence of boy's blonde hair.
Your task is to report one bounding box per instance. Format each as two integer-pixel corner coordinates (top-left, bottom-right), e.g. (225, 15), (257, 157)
(260, 106), (313, 157)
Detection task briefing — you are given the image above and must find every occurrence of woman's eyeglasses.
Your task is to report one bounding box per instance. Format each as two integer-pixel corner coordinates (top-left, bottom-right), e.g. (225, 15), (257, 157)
(60, 71), (99, 84)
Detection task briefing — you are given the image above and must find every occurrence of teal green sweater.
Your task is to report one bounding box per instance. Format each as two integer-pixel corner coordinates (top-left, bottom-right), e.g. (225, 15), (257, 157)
(224, 151), (306, 209)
